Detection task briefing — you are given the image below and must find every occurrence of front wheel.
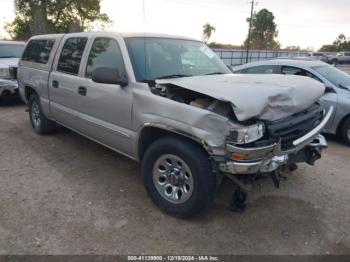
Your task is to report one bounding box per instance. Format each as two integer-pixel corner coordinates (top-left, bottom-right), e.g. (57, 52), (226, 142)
(331, 59), (339, 66)
(28, 94), (56, 135)
(142, 136), (216, 217)
(340, 118), (350, 146)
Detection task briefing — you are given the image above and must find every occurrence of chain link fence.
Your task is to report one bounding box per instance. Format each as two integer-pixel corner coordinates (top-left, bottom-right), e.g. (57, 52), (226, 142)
(213, 49), (309, 66)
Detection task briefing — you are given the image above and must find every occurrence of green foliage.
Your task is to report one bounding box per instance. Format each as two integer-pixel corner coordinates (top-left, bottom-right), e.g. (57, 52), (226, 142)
(202, 23), (216, 43)
(6, 0), (111, 40)
(319, 34), (350, 52)
(244, 8), (280, 50)
(207, 42), (242, 49)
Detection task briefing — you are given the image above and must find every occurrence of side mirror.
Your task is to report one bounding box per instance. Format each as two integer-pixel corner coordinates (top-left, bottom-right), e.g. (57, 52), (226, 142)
(92, 67), (128, 87)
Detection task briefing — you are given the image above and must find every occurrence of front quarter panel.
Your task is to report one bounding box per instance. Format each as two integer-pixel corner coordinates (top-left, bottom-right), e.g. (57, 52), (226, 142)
(132, 88), (232, 156)
(330, 88), (350, 134)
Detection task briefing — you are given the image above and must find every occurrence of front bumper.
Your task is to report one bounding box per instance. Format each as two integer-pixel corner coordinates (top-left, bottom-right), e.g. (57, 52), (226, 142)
(0, 79), (18, 96)
(219, 107), (334, 175)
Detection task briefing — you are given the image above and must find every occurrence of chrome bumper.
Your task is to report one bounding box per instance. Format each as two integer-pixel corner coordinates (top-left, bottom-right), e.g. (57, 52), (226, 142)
(219, 107), (333, 175)
(0, 79), (18, 95)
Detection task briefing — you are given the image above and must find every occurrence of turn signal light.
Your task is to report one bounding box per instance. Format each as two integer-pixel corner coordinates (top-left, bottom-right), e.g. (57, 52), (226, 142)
(232, 153), (247, 161)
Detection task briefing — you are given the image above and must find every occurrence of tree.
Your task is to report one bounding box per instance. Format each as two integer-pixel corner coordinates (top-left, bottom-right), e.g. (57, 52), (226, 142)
(202, 23), (216, 43)
(244, 8), (280, 50)
(319, 34), (350, 52)
(283, 46), (301, 51)
(6, 0), (111, 40)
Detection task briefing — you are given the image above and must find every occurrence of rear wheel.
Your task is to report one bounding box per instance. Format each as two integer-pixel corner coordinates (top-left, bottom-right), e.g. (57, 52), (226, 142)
(28, 94), (56, 134)
(340, 118), (350, 146)
(142, 136), (216, 217)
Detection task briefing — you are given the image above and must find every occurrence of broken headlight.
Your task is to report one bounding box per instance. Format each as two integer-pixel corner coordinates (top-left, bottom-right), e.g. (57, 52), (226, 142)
(228, 123), (264, 145)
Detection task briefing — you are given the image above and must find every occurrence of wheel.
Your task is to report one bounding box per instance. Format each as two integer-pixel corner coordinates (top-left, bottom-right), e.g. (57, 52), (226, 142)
(340, 118), (350, 146)
(142, 136), (216, 217)
(331, 59), (338, 66)
(0, 90), (11, 106)
(28, 94), (56, 134)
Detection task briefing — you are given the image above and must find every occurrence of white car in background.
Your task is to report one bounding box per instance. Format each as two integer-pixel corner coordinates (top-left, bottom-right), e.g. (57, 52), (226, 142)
(0, 40), (25, 104)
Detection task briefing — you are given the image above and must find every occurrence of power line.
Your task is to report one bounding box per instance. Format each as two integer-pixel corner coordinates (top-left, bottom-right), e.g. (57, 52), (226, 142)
(159, 0), (247, 12)
(279, 24), (350, 29)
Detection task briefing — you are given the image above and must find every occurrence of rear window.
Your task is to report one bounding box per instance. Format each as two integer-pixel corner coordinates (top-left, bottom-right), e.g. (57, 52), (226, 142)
(22, 39), (55, 64)
(57, 37), (88, 75)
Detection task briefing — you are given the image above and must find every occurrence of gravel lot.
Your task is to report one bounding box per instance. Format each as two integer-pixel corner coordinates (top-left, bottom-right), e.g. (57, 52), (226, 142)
(337, 65), (350, 74)
(0, 102), (349, 255)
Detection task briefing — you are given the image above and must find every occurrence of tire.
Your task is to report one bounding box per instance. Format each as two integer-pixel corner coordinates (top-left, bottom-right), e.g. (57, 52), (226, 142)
(331, 59), (339, 66)
(28, 94), (56, 135)
(142, 136), (216, 217)
(340, 118), (350, 146)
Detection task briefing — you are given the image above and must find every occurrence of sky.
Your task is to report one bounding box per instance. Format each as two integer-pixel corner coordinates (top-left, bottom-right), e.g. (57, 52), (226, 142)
(1, 0), (350, 49)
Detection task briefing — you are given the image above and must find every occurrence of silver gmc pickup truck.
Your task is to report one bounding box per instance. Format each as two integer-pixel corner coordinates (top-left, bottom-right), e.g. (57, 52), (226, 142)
(18, 32), (333, 216)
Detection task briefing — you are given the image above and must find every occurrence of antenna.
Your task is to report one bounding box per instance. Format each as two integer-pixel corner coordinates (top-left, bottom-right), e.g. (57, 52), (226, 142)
(143, 0), (148, 81)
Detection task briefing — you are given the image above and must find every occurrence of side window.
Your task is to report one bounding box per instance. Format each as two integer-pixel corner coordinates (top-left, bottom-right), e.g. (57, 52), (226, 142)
(345, 52), (350, 56)
(245, 65), (276, 74)
(282, 66), (322, 83)
(85, 38), (126, 79)
(22, 39), (55, 64)
(57, 37), (88, 75)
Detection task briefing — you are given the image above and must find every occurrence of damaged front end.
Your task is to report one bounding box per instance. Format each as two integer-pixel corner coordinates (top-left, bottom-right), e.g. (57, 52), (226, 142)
(150, 77), (332, 178)
(144, 75), (332, 212)
(219, 104), (333, 176)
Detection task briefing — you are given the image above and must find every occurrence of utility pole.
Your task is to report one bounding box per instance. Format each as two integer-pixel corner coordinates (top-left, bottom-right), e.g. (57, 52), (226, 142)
(246, 0), (256, 63)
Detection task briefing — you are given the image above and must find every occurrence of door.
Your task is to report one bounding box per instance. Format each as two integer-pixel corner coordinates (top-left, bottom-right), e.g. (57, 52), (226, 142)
(49, 36), (88, 131)
(75, 37), (134, 155)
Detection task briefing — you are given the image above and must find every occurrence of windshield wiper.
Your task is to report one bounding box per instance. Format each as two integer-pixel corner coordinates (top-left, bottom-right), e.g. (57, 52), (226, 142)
(0, 56), (17, 58)
(204, 72), (225, 75)
(156, 74), (193, 80)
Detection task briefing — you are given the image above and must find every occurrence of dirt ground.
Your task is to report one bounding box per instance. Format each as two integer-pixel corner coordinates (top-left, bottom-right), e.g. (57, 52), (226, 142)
(0, 102), (349, 255)
(338, 65), (350, 74)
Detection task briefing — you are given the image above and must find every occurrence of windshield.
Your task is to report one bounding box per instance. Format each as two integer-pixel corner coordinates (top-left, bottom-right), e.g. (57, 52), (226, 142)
(125, 37), (231, 81)
(312, 65), (350, 88)
(0, 43), (25, 58)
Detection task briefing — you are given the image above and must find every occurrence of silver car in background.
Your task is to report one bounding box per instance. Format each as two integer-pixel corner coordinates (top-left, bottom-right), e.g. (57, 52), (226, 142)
(324, 52), (350, 65)
(233, 59), (350, 145)
(0, 40), (25, 103)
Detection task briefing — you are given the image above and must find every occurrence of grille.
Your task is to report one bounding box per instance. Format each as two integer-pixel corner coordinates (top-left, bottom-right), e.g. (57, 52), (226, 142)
(9, 66), (18, 80)
(265, 104), (324, 150)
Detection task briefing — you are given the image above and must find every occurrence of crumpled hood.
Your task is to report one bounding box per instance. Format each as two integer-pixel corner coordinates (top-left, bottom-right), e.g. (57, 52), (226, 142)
(0, 58), (19, 68)
(156, 74), (325, 121)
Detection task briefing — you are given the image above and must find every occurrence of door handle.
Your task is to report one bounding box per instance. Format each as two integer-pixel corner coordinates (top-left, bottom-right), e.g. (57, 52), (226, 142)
(52, 80), (59, 88)
(78, 86), (87, 96)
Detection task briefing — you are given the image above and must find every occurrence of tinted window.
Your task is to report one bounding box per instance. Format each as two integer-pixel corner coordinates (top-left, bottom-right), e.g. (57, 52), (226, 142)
(86, 38), (126, 79)
(57, 37), (87, 75)
(282, 66), (322, 82)
(125, 37), (230, 81)
(312, 65), (350, 87)
(245, 65), (276, 74)
(0, 44), (24, 58)
(22, 40), (54, 64)
(344, 52), (350, 56)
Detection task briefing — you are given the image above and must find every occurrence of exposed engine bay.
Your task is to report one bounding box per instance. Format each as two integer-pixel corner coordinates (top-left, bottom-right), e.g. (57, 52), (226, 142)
(150, 83), (236, 120)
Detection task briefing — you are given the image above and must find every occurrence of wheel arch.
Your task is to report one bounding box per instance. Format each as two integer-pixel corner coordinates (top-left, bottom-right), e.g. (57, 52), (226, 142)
(24, 85), (38, 101)
(137, 123), (211, 161)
